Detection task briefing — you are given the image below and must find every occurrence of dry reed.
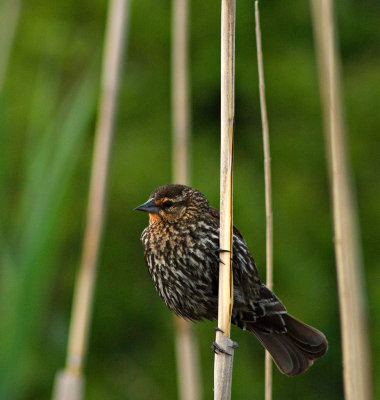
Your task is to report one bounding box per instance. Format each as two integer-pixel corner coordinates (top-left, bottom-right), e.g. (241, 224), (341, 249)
(310, 1), (373, 399)
(0, 0), (22, 93)
(52, 1), (129, 399)
(254, 2), (273, 400)
(214, 0), (236, 399)
(171, 0), (202, 399)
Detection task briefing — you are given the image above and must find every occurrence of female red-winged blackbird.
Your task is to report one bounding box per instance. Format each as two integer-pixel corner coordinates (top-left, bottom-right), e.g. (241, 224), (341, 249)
(135, 184), (327, 376)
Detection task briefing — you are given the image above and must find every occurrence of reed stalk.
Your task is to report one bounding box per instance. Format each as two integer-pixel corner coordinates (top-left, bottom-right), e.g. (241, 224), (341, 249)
(172, 0), (191, 186)
(0, 0), (21, 93)
(310, 1), (372, 399)
(254, 2), (273, 400)
(52, 1), (129, 399)
(171, 0), (202, 399)
(214, 0), (236, 399)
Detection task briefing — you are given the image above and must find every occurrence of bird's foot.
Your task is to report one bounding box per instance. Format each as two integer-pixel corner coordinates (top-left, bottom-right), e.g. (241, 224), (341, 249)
(211, 341), (232, 356)
(218, 248), (231, 253)
(216, 249), (232, 264)
(212, 328), (239, 355)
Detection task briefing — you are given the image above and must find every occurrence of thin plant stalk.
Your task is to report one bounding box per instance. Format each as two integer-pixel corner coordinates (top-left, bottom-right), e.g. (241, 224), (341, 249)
(0, 0), (22, 93)
(214, 0), (236, 399)
(172, 0), (191, 185)
(254, 2), (273, 400)
(52, 1), (129, 399)
(171, 0), (202, 399)
(310, 1), (372, 399)
(174, 318), (201, 400)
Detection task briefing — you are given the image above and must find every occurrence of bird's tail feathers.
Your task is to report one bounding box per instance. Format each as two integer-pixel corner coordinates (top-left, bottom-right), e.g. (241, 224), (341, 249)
(248, 314), (328, 376)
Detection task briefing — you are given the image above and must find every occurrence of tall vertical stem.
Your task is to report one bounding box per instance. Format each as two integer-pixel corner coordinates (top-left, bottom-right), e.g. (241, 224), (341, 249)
(310, 1), (372, 399)
(171, 0), (202, 399)
(218, 0), (235, 337)
(214, 0), (236, 399)
(52, 1), (129, 399)
(0, 0), (21, 94)
(172, 0), (191, 185)
(254, 3), (273, 400)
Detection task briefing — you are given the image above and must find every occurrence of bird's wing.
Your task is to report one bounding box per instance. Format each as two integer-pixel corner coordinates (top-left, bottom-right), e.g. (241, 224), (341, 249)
(208, 205), (285, 316)
(208, 204), (262, 310)
(208, 206), (245, 241)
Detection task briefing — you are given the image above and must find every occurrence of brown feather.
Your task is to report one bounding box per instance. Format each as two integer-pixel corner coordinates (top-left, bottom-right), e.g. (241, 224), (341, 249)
(137, 184), (328, 376)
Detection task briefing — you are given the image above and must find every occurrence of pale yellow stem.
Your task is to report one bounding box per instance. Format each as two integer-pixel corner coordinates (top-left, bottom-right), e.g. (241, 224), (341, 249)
(214, 0), (236, 399)
(254, 3), (273, 400)
(310, 1), (372, 399)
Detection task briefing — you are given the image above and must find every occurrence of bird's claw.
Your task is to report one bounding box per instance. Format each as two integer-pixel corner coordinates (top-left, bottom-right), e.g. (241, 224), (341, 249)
(218, 248), (231, 253)
(211, 341), (232, 356)
(212, 328), (239, 355)
(216, 249), (232, 264)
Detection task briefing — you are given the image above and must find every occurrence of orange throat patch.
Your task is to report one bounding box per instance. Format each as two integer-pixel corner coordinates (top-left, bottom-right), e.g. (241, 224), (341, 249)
(149, 213), (161, 224)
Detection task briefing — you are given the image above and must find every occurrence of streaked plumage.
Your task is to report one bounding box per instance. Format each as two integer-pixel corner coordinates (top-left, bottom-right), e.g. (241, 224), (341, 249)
(136, 184), (327, 376)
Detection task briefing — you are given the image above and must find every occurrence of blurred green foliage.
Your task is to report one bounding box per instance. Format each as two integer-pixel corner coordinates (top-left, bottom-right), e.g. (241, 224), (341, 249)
(0, 0), (379, 399)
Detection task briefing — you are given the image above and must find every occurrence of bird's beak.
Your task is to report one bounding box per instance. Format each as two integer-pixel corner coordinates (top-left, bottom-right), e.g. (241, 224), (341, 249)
(134, 198), (159, 214)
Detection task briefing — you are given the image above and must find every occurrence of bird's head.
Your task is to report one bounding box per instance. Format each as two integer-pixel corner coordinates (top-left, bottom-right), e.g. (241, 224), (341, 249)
(135, 184), (209, 224)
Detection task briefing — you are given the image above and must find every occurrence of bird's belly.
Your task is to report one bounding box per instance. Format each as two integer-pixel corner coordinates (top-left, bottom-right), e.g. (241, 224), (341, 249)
(147, 249), (218, 320)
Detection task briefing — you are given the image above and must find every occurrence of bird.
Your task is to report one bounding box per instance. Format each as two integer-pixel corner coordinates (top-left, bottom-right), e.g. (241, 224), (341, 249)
(135, 184), (327, 376)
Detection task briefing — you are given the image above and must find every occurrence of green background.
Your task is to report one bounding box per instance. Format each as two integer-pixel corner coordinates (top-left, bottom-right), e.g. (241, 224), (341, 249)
(0, 0), (379, 398)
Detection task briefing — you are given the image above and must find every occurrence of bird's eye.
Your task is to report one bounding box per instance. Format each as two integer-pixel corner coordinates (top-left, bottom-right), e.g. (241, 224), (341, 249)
(163, 200), (173, 208)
